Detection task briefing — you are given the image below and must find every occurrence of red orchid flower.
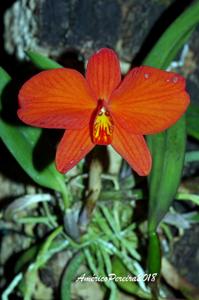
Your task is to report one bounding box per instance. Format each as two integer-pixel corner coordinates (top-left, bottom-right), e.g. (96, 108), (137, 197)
(18, 48), (190, 176)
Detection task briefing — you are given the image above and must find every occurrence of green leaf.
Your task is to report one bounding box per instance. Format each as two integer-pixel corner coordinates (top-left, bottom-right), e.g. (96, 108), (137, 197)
(143, 1), (199, 69)
(15, 244), (39, 273)
(35, 226), (64, 268)
(26, 50), (62, 69)
(143, 0), (199, 285)
(185, 212), (199, 223)
(146, 117), (186, 283)
(22, 227), (67, 300)
(145, 1), (199, 231)
(61, 252), (84, 300)
(2, 273), (23, 300)
(112, 257), (151, 299)
(0, 67), (10, 108)
(15, 237), (68, 274)
(144, 0), (199, 231)
(185, 150), (199, 163)
(0, 67), (68, 197)
(176, 192), (199, 206)
(186, 103), (199, 140)
(147, 117), (186, 231)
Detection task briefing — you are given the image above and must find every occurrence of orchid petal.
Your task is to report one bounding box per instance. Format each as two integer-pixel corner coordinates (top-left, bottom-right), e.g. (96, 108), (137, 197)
(56, 127), (94, 173)
(109, 66), (190, 134)
(112, 120), (152, 176)
(18, 69), (96, 129)
(86, 48), (121, 102)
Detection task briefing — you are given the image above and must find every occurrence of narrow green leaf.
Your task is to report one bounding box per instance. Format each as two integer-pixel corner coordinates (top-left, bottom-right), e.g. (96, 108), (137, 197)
(147, 117), (186, 281)
(147, 117), (186, 231)
(36, 226), (63, 268)
(15, 244), (39, 273)
(61, 252), (84, 300)
(176, 192), (199, 206)
(186, 103), (199, 140)
(185, 150), (199, 163)
(15, 238), (68, 274)
(0, 67), (68, 196)
(22, 228), (66, 300)
(144, 1), (199, 69)
(144, 1), (199, 231)
(0, 67), (10, 108)
(185, 212), (199, 223)
(26, 50), (62, 69)
(112, 257), (151, 299)
(84, 248), (98, 274)
(122, 239), (140, 261)
(2, 273), (23, 300)
(96, 247), (105, 275)
(143, 0), (199, 286)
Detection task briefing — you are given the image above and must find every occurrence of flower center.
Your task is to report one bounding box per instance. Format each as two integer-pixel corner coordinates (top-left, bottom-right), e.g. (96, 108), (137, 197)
(91, 101), (114, 145)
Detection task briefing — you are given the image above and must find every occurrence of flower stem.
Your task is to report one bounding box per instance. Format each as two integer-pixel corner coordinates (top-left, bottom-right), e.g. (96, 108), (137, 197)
(78, 155), (103, 232)
(57, 175), (72, 210)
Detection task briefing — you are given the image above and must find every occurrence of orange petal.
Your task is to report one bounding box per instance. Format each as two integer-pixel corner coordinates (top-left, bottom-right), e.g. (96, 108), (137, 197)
(56, 127), (94, 173)
(112, 120), (152, 176)
(109, 66), (190, 134)
(18, 69), (96, 129)
(86, 48), (121, 102)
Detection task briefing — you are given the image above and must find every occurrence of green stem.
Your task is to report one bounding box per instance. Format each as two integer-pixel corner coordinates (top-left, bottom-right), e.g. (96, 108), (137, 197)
(43, 201), (58, 227)
(2, 273), (23, 300)
(17, 216), (56, 226)
(37, 226), (63, 259)
(147, 232), (161, 300)
(58, 177), (72, 210)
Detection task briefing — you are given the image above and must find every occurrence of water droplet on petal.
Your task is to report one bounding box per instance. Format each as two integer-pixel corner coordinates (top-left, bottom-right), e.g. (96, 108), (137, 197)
(70, 160), (74, 164)
(144, 73), (150, 79)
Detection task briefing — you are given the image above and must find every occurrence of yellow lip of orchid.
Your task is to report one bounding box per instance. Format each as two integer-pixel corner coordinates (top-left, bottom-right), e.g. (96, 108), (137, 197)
(92, 101), (114, 145)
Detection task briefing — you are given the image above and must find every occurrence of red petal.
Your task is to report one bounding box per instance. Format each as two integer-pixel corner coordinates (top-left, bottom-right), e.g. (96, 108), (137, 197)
(18, 69), (96, 129)
(86, 48), (121, 102)
(112, 120), (152, 176)
(109, 66), (190, 134)
(56, 127), (94, 173)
